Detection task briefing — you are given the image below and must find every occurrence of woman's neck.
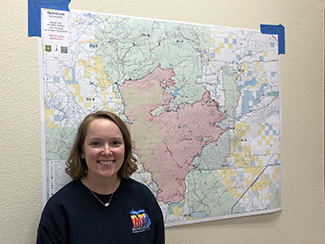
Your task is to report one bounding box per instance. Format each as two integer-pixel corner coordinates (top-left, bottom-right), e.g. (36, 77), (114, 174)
(81, 174), (121, 195)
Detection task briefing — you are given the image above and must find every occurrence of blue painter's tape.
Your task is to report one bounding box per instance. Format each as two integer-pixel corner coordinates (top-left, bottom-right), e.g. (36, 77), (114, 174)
(28, 0), (71, 37)
(260, 24), (285, 55)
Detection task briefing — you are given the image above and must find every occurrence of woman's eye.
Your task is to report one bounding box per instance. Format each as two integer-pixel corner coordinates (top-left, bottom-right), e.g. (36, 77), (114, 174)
(112, 141), (122, 146)
(91, 141), (100, 146)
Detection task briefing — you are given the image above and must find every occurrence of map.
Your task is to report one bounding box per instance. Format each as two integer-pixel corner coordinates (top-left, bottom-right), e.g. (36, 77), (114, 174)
(40, 9), (281, 226)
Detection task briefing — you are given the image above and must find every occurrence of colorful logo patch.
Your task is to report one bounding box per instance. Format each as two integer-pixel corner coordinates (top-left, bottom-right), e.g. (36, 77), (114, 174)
(130, 209), (151, 233)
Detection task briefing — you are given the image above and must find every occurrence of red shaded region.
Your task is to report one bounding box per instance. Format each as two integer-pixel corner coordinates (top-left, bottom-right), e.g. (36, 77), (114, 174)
(145, 91), (224, 202)
(123, 64), (175, 91)
(120, 65), (225, 203)
(120, 65), (175, 121)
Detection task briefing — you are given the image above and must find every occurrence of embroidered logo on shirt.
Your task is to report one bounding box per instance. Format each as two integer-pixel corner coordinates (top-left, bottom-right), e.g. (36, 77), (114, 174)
(130, 209), (151, 233)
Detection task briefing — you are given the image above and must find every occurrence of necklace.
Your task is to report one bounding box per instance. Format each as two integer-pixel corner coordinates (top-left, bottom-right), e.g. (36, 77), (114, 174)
(83, 177), (120, 207)
(89, 190), (114, 207)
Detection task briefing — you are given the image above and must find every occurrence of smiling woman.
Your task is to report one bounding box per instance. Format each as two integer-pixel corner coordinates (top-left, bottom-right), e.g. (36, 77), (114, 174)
(81, 118), (126, 191)
(37, 111), (165, 244)
(65, 111), (137, 180)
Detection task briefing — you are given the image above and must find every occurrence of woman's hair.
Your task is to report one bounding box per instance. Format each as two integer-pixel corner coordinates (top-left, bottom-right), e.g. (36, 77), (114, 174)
(65, 111), (137, 180)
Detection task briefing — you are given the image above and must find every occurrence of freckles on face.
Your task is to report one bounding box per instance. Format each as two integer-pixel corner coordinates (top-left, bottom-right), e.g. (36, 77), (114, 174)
(82, 118), (125, 179)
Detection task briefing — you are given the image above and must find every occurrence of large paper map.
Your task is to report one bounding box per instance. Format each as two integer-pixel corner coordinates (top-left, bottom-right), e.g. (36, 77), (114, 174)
(40, 9), (281, 226)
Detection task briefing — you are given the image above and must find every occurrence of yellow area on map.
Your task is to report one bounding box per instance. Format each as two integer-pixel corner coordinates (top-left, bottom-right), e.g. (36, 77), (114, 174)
(91, 55), (112, 91)
(257, 123), (276, 148)
(45, 108), (59, 128)
(64, 67), (72, 81)
(213, 48), (221, 55)
(78, 39), (96, 44)
(171, 206), (182, 218)
(220, 120), (278, 200)
(78, 55), (113, 91)
(71, 84), (80, 97)
(76, 47), (118, 110)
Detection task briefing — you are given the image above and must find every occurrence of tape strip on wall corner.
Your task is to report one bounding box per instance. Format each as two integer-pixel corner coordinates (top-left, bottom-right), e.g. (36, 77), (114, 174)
(260, 24), (285, 55)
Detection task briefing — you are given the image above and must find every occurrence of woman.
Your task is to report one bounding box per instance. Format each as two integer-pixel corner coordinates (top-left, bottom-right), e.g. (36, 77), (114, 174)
(37, 111), (165, 244)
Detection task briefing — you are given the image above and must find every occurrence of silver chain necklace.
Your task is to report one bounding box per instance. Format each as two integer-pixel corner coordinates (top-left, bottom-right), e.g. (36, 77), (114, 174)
(89, 189), (114, 207)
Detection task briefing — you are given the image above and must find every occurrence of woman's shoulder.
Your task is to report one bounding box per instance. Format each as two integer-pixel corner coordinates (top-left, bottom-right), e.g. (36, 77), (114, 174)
(122, 177), (156, 197)
(44, 180), (83, 206)
(124, 177), (150, 190)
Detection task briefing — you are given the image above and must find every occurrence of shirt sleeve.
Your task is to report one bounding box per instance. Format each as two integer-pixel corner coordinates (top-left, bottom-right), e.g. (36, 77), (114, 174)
(153, 207), (165, 244)
(151, 195), (165, 244)
(36, 201), (68, 244)
(37, 223), (65, 244)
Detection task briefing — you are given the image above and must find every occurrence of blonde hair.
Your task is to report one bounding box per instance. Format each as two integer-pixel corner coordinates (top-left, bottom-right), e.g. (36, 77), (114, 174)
(65, 111), (137, 180)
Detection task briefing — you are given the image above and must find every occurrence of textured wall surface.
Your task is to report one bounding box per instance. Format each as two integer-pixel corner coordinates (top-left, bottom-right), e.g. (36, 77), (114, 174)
(0, 0), (324, 243)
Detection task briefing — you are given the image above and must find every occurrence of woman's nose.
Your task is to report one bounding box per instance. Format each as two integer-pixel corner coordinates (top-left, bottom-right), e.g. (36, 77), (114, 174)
(102, 144), (113, 155)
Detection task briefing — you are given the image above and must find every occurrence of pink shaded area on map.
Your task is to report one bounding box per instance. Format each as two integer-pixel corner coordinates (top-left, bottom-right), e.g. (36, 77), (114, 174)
(120, 65), (225, 203)
(126, 64), (175, 91)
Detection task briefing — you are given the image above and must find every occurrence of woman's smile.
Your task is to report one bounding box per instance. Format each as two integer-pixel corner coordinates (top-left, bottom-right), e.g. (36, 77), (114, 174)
(98, 160), (114, 165)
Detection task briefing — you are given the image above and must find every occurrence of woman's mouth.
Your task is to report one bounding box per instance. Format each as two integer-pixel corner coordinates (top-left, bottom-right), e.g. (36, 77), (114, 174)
(98, 160), (114, 165)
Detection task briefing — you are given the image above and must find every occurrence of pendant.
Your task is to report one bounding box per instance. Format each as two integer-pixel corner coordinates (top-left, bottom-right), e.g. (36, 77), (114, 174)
(104, 203), (110, 207)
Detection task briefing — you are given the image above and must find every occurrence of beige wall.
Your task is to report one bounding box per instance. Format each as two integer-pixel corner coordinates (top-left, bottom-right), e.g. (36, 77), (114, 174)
(0, 0), (324, 243)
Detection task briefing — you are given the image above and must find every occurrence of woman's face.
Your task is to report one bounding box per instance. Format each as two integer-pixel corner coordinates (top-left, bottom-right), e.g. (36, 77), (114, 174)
(82, 118), (125, 181)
